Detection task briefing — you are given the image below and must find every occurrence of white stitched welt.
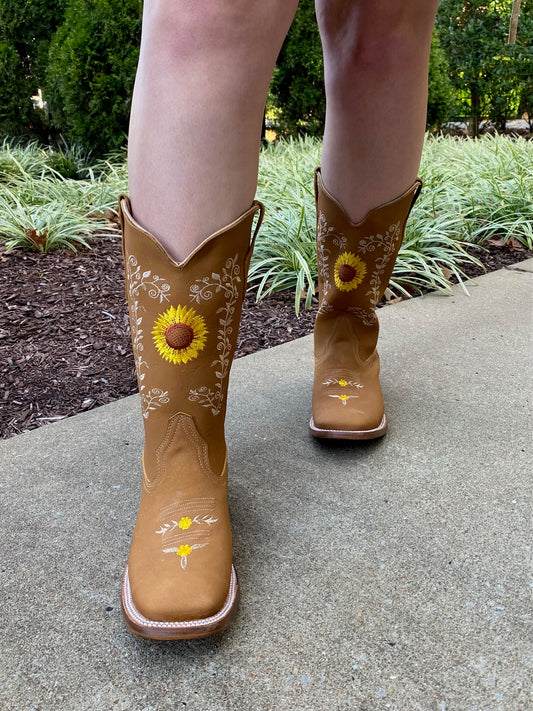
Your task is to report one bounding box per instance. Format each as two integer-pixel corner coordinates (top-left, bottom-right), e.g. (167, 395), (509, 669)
(123, 566), (237, 629)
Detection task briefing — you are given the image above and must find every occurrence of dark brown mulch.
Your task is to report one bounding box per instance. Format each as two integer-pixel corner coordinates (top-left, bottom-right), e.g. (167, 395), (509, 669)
(1, 227), (531, 439)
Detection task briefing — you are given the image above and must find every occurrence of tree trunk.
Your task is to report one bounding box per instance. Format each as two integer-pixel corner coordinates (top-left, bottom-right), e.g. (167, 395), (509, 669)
(470, 87), (480, 138)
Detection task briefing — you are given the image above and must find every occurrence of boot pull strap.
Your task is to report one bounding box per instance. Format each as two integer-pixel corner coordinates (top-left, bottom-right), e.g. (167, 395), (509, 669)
(406, 178), (424, 223)
(314, 167), (321, 203)
(118, 194), (131, 261)
(249, 200), (265, 250)
(413, 178), (423, 205)
(243, 201), (265, 292)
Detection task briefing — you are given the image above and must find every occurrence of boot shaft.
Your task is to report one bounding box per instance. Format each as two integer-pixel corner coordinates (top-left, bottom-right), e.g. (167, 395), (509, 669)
(315, 168), (421, 315)
(119, 196), (264, 476)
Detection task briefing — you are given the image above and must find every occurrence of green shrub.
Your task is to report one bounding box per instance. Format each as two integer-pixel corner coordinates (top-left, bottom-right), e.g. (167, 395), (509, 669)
(269, 0), (325, 136)
(46, 0), (141, 156)
(427, 29), (455, 127)
(0, 0), (66, 141)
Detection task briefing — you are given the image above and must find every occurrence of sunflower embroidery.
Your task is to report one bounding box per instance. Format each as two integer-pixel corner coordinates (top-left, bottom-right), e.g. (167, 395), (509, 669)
(334, 252), (367, 292)
(152, 305), (207, 365)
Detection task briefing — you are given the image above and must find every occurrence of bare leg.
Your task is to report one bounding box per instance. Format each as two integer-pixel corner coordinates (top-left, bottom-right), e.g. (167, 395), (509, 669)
(128, 0), (299, 261)
(315, 0), (440, 221)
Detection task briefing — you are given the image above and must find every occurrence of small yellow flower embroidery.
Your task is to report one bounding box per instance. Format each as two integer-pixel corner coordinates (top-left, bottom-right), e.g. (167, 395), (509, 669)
(338, 379), (348, 387)
(334, 252), (367, 292)
(152, 305), (207, 365)
(328, 393), (357, 406)
(177, 544), (192, 558)
(178, 516), (192, 530)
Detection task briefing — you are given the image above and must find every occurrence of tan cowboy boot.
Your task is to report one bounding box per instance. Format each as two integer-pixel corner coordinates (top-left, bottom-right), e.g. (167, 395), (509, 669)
(310, 168), (421, 440)
(118, 196), (263, 639)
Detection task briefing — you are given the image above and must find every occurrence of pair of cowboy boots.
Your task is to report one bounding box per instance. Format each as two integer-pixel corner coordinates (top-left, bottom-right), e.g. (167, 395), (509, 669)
(118, 169), (421, 639)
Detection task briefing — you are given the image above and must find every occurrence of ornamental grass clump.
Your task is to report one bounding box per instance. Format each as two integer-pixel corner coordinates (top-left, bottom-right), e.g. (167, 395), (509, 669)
(420, 134), (533, 250)
(0, 135), (531, 297)
(0, 194), (92, 252)
(0, 140), (125, 252)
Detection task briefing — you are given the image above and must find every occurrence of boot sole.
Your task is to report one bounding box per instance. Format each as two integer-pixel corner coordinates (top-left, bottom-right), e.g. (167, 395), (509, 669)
(309, 414), (388, 440)
(121, 564), (239, 640)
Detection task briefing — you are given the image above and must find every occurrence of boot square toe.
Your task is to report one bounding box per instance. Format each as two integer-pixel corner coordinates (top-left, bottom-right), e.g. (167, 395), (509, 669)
(121, 564), (239, 640)
(309, 413), (388, 440)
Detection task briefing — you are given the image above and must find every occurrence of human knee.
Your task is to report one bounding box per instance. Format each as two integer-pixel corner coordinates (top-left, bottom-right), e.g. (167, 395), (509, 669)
(317, 0), (437, 76)
(142, 0), (296, 63)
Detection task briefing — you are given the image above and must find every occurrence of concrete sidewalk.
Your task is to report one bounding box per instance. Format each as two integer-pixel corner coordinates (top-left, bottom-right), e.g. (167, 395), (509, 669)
(1, 262), (532, 711)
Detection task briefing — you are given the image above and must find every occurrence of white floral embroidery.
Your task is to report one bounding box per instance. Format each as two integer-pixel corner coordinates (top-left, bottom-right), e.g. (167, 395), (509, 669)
(358, 223), (401, 306)
(317, 299), (334, 315)
(322, 378), (363, 389)
(316, 212), (347, 299)
(188, 255), (241, 416)
(141, 387), (170, 417)
(156, 514), (218, 537)
(346, 306), (377, 326)
(322, 377), (363, 406)
(126, 254), (171, 418)
(328, 394), (360, 406)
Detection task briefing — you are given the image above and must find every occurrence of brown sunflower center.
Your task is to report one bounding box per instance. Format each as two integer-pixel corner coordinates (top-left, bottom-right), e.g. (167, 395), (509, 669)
(164, 323), (194, 350)
(338, 264), (356, 283)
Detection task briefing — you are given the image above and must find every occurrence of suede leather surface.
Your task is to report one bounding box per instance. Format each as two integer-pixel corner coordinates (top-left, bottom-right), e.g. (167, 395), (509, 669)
(312, 169), (421, 434)
(119, 197), (263, 623)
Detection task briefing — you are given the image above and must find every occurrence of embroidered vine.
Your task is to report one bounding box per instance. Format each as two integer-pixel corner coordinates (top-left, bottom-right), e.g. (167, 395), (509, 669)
(357, 222), (401, 306)
(316, 212), (347, 300)
(142, 387), (170, 416)
(156, 514), (218, 537)
(317, 299), (335, 315)
(188, 255), (241, 415)
(346, 306), (377, 326)
(126, 254), (171, 418)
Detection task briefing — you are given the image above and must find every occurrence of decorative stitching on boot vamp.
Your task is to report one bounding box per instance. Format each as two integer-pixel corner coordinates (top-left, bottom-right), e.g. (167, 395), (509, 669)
(322, 377), (363, 406)
(149, 413), (216, 492)
(155, 497), (218, 570)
